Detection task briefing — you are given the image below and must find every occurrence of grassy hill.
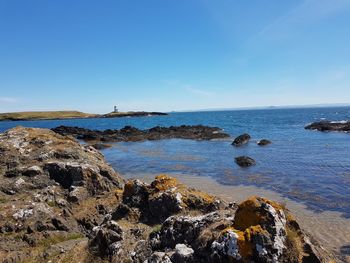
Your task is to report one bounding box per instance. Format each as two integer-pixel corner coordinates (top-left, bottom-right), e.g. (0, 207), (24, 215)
(0, 111), (98, 121)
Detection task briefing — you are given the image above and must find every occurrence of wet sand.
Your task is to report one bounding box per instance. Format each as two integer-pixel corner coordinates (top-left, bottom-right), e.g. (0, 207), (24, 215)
(124, 172), (350, 262)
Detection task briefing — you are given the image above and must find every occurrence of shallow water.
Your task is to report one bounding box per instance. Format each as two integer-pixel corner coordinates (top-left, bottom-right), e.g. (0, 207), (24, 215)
(1, 107), (350, 217)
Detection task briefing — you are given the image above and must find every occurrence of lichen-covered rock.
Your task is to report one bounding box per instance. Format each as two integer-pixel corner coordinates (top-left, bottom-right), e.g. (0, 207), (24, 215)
(89, 220), (124, 257)
(117, 175), (224, 224)
(0, 127), (125, 263)
(171, 243), (194, 263)
(0, 127), (124, 200)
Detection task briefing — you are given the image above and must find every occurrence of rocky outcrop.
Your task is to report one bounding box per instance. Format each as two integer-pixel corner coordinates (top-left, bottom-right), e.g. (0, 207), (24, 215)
(0, 127), (124, 198)
(0, 127), (329, 263)
(0, 127), (124, 263)
(232, 133), (251, 146)
(235, 156), (256, 167)
(113, 175), (224, 224)
(51, 125), (230, 142)
(257, 139), (272, 146)
(91, 193), (325, 263)
(305, 121), (350, 132)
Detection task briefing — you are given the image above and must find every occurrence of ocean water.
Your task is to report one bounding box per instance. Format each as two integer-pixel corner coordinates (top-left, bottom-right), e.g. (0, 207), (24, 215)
(1, 107), (350, 217)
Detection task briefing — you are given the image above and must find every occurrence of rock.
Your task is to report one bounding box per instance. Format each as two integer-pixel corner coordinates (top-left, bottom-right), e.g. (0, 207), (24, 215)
(234, 156), (256, 167)
(13, 208), (34, 221)
(22, 166), (42, 177)
(0, 127), (124, 200)
(51, 125), (230, 142)
(305, 120), (350, 132)
(232, 133), (251, 146)
(171, 244), (194, 263)
(155, 212), (224, 249)
(147, 252), (172, 263)
(120, 175), (224, 224)
(89, 220), (123, 257)
(257, 139), (271, 146)
(123, 179), (149, 208)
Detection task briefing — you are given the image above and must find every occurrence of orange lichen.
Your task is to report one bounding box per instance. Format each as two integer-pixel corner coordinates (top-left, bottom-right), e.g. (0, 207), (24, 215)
(151, 174), (179, 192)
(219, 227), (254, 260)
(234, 196), (284, 231)
(234, 197), (264, 230)
(185, 190), (215, 204)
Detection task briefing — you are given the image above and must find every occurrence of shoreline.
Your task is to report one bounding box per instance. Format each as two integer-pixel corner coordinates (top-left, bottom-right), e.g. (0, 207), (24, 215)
(125, 172), (350, 262)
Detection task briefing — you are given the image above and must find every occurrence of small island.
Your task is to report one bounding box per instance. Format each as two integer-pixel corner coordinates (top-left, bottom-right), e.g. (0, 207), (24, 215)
(0, 109), (168, 121)
(305, 120), (350, 132)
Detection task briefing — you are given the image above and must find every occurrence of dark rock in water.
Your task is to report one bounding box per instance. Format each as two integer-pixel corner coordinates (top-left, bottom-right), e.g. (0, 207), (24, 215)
(235, 156), (256, 167)
(51, 125), (230, 142)
(257, 139), (272, 146)
(305, 120), (350, 132)
(232, 133), (251, 146)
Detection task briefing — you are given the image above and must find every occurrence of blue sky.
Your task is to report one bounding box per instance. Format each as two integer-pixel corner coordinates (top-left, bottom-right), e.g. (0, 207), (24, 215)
(0, 0), (350, 113)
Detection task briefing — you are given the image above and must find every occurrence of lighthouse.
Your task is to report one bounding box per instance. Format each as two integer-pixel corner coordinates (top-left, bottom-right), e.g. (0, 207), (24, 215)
(113, 106), (118, 113)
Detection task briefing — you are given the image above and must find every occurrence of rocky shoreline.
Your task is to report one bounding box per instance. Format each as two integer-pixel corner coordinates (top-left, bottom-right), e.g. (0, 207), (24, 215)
(52, 125), (230, 142)
(0, 127), (330, 262)
(305, 120), (350, 132)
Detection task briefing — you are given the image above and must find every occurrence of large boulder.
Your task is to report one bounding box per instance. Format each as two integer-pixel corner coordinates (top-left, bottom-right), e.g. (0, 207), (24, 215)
(114, 175), (224, 224)
(146, 197), (323, 263)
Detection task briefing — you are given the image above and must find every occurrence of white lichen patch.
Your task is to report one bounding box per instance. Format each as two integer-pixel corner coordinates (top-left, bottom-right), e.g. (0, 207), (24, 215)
(211, 229), (241, 260)
(265, 203), (287, 262)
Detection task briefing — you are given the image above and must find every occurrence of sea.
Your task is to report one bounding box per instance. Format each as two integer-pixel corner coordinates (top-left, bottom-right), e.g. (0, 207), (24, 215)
(1, 107), (350, 217)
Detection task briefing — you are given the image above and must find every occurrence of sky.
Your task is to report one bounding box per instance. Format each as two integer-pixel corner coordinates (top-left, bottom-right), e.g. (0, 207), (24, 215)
(0, 0), (350, 113)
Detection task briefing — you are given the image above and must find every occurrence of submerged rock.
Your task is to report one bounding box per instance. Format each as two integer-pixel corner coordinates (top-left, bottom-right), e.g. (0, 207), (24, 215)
(257, 139), (272, 146)
(232, 133), (251, 146)
(305, 120), (350, 132)
(235, 156), (256, 167)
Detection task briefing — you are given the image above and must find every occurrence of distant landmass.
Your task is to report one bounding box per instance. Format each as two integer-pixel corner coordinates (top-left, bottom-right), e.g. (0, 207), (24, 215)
(0, 111), (168, 121)
(178, 103), (350, 113)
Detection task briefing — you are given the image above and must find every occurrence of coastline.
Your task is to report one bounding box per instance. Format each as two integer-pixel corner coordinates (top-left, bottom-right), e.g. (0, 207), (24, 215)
(0, 111), (168, 121)
(126, 172), (350, 262)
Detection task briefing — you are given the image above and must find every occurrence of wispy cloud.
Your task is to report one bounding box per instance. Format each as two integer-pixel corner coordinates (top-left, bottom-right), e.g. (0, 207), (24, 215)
(185, 85), (214, 97)
(0, 97), (19, 103)
(258, 0), (350, 38)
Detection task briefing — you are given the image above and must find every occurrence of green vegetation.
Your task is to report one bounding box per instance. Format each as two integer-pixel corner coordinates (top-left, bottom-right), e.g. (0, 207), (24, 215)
(0, 111), (98, 121)
(150, 224), (162, 234)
